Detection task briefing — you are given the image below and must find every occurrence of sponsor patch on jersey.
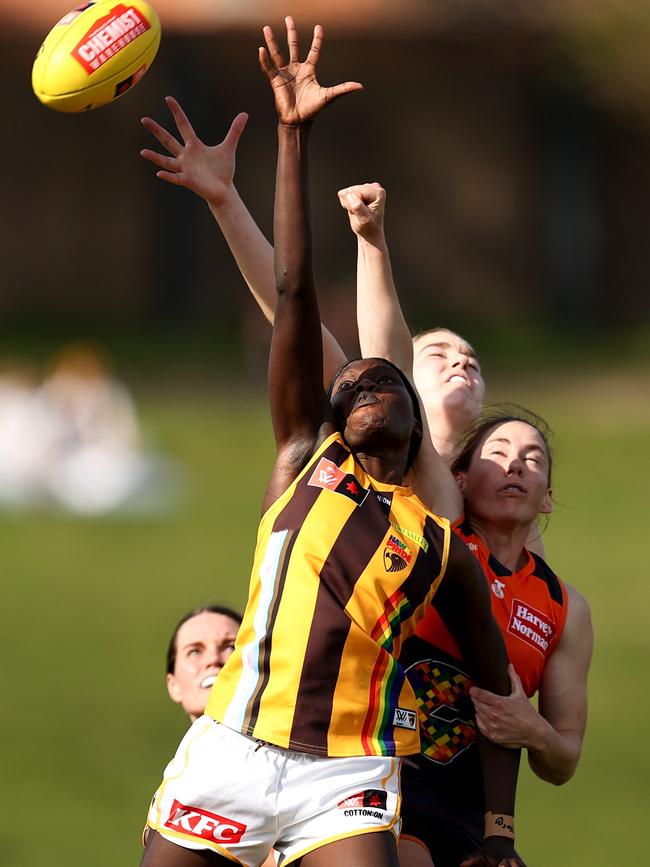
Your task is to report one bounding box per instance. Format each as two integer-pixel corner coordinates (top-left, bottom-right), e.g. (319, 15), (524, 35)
(384, 534), (412, 572)
(338, 789), (388, 810)
(308, 457), (369, 506)
(507, 598), (555, 657)
(72, 4), (151, 74)
(389, 520), (429, 552)
(393, 706), (417, 730)
(491, 578), (506, 599)
(164, 799), (246, 844)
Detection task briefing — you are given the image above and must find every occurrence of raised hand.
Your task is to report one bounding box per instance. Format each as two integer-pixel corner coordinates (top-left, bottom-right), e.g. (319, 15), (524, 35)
(338, 182), (386, 243)
(259, 16), (363, 125)
(140, 96), (248, 206)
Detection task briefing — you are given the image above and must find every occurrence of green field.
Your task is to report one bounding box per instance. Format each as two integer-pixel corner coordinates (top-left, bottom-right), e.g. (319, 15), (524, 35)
(2, 369), (648, 866)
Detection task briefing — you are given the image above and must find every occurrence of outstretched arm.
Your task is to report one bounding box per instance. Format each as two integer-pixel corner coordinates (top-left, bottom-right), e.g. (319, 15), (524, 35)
(259, 17), (362, 509)
(435, 534), (525, 867)
(140, 97), (347, 385)
(339, 183), (462, 520)
(339, 183), (413, 374)
(470, 584), (592, 785)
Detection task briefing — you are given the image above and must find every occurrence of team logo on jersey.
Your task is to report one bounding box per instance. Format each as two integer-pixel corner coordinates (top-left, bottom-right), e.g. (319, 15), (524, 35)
(491, 579), (506, 599)
(404, 658), (476, 764)
(508, 599), (554, 657)
(338, 789), (388, 810)
(392, 706), (417, 730)
(164, 799), (246, 844)
(384, 534), (412, 572)
(308, 458), (369, 506)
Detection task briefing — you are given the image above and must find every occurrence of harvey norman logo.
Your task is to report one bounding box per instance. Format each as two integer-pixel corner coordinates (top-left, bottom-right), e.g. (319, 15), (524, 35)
(507, 598), (554, 657)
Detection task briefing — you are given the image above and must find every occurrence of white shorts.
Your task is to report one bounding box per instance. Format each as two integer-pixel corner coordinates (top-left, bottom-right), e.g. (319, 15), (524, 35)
(146, 715), (401, 866)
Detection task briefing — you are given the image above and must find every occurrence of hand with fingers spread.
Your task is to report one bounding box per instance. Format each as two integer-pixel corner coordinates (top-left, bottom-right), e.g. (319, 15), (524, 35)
(337, 182), (386, 244)
(259, 15), (362, 125)
(140, 96), (248, 207)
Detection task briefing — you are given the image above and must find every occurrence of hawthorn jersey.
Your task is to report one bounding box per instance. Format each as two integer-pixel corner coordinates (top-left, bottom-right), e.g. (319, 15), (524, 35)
(399, 515), (568, 828)
(206, 432), (451, 758)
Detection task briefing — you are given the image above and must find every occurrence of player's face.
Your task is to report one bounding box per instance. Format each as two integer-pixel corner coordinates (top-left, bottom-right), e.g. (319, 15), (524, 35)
(412, 330), (484, 421)
(167, 612), (239, 721)
(330, 359), (417, 453)
(456, 421), (552, 528)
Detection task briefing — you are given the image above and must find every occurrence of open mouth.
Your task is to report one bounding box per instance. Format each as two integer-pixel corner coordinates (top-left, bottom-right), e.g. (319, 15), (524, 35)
(447, 374), (468, 385)
(353, 393), (381, 410)
(200, 675), (218, 689)
(499, 483), (527, 495)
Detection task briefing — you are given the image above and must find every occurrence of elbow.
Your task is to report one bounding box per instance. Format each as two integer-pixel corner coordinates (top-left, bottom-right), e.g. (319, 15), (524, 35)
(529, 756), (578, 786)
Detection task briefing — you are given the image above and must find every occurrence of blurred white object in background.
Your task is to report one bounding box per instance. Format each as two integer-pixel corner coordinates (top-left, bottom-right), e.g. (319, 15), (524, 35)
(0, 358), (55, 508)
(0, 343), (179, 516)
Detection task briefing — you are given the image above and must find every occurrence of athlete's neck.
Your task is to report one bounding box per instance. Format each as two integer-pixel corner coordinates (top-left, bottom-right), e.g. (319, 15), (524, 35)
(466, 516), (531, 572)
(424, 404), (472, 466)
(353, 448), (408, 486)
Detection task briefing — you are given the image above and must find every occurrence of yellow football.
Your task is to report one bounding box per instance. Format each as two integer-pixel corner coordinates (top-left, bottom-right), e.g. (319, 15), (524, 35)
(32, 1), (161, 112)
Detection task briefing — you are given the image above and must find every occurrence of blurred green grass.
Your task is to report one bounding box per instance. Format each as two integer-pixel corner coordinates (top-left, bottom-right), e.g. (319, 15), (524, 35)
(1, 370), (648, 866)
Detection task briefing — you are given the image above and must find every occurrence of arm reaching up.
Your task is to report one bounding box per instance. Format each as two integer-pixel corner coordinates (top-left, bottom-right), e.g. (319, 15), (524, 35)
(338, 182), (413, 375)
(339, 182), (462, 521)
(140, 96), (347, 383)
(258, 16), (363, 510)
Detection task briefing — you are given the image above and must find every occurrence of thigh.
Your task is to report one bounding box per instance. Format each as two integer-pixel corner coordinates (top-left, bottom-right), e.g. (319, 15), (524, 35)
(141, 830), (234, 867)
(299, 830), (399, 867)
(399, 837), (435, 867)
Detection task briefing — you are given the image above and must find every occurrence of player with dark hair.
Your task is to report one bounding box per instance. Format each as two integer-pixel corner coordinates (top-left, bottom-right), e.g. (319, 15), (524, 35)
(140, 18), (523, 867)
(165, 605), (242, 722)
(397, 407), (592, 866)
(334, 187), (593, 865)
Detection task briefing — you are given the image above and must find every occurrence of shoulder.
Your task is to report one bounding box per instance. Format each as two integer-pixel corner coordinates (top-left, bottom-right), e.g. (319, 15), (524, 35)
(530, 552), (565, 607)
(564, 583), (593, 630)
(262, 425), (341, 513)
(551, 582), (593, 658)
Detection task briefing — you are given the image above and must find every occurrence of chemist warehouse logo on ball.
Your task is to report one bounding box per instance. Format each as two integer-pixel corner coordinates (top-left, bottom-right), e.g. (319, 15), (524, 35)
(163, 800), (247, 844)
(71, 4), (151, 74)
(507, 598), (555, 657)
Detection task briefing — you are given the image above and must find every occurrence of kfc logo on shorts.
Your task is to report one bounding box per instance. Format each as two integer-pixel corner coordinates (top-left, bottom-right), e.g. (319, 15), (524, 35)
(507, 598), (555, 657)
(338, 789), (388, 810)
(164, 799), (246, 844)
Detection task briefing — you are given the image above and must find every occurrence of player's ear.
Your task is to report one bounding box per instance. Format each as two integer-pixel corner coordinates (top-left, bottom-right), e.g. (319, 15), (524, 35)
(166, 673), (182, 704)
(540, 487), (553, 515)
(454, 471), (467, 495)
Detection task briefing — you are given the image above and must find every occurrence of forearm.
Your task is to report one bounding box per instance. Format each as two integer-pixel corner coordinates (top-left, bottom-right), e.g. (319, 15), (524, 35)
(356, 235), (413, 373)
(479, 735), (520, 819)
(526, 721), (582, 785)
(208, 140), (346, 381)
(275, 123), (314, 298)
(208, 187), (277, 322)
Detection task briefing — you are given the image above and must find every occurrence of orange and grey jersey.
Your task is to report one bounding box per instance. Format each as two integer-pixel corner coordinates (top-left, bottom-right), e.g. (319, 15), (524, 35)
(399, 515), (568, 826)
(206, 432), (451, 758)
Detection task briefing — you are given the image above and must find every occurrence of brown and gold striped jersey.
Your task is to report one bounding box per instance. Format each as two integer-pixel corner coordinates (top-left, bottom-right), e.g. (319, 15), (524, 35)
(206, 432), (451, 757)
